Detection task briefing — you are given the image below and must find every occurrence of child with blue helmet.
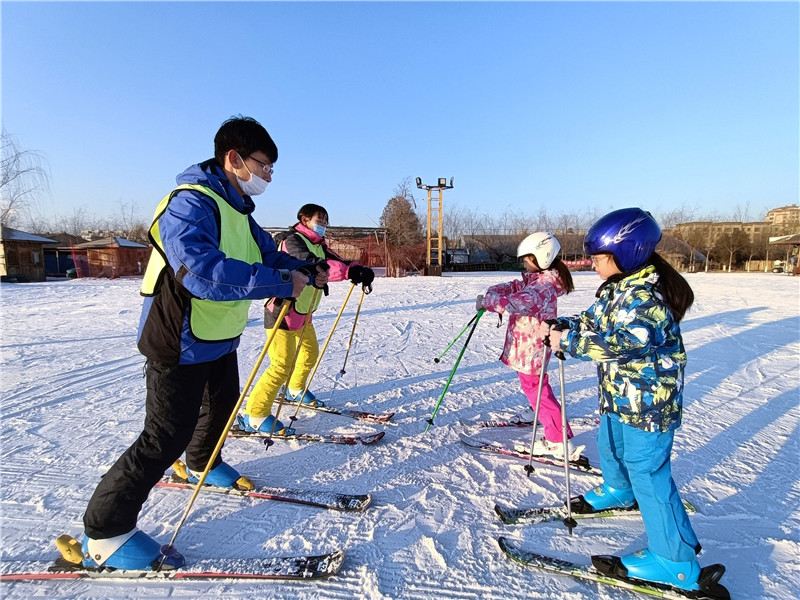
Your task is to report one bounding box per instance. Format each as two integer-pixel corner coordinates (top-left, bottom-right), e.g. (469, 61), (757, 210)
(539, 207), (713, 593)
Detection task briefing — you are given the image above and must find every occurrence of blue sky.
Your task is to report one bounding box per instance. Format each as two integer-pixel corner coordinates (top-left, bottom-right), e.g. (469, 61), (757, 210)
(3, 1), (798, 228)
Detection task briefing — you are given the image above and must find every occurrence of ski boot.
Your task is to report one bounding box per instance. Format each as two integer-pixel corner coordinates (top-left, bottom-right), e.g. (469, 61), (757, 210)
(621, 548), (701, 590)
(237, 413), (296, 436)
(73, 529), (185, 570)
(288, 388), (325, 408)
(531, 439), (586, 461)
(185, 460), (254, 491)
(510, 407), (536, 424)
(570, 483), (636, 514)
(592, 549), (729, 599)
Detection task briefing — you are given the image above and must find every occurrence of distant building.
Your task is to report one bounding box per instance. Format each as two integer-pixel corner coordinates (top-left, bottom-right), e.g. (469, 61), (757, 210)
(0, 226), (57, 282)
(670, 220), (773, 248)
(69, 237), (150, 278)
(765, 205), (800, 228)
(41, 232), (87, 276)
(445, 248), (470, 265)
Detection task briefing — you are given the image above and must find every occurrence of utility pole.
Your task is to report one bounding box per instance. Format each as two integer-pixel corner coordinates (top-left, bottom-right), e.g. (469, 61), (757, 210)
(416, 176), (453, 276)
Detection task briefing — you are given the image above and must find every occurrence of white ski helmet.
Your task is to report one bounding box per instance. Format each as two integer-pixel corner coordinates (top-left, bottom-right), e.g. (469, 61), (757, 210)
(517, 232), (561, 269)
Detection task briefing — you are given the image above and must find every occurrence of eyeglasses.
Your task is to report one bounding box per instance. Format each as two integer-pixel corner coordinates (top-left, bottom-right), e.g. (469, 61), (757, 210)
(246, 155), (274, 176)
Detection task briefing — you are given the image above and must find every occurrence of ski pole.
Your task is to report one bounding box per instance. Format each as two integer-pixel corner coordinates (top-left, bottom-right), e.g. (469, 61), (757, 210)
(157, 299), (291, 569)
(432, 311), (480, 364)
(328, 286), (367, 405)
(524, 346), (551, 477)
(263, 289), (322, 447)
(425, 309), (485, 432)
(288, 282), (357, 420)
(557, 353), (577, 534)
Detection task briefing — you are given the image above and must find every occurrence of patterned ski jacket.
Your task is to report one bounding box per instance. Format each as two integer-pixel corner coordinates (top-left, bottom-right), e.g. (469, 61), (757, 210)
(480, 269), (567, 375)
(554, 265), (686, 432)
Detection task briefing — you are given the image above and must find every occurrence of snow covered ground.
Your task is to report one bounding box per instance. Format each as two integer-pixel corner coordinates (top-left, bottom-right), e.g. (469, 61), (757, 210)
(1, 271), (798, 599)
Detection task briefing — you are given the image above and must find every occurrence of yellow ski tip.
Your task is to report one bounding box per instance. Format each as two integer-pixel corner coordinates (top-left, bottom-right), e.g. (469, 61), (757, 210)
(55, 534), (83, 565)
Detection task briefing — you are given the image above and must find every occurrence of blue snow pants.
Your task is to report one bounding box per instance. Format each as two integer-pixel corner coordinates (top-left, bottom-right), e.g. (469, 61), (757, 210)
(597, 413), (699, 562)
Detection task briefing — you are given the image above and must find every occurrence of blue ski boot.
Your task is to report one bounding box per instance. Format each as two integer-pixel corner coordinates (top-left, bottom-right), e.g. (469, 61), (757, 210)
(620, 548), (701, 591)
(80, 529), (185, 570)
(571, 483), (636, 514)
(188, 460), (254, 491)
(288, 388), (325, 407)
(237, 413), (296, 436)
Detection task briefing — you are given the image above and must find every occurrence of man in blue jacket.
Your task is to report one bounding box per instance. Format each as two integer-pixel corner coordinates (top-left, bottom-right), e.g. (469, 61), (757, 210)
(79, 116), (327, 571)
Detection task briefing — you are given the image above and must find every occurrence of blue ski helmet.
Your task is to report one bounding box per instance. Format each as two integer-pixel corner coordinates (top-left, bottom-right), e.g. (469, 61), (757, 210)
(584, 208), (662, 272)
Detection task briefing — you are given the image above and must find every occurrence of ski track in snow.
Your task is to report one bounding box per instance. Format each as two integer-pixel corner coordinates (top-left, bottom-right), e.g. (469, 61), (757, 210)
(1, 273), (798, 599)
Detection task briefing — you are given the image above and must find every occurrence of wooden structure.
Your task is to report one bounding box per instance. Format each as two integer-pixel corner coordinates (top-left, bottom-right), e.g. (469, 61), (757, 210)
(769, 233), (800, 275)
(416, 177), (453, 276)
(0, 226), (57, 282)
(262, 225), (388, 270)
(71, 237), (149, 278)
(42, 232), (86, 276)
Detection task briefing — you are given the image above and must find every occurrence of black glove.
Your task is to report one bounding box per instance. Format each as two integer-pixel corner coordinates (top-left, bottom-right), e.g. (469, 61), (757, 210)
(298, 261), (330, 294)
(543, 319), (567, 359)
(348, 265), (375, 286)
(475, 294), (484, 311)
(545, 318), (568, 331)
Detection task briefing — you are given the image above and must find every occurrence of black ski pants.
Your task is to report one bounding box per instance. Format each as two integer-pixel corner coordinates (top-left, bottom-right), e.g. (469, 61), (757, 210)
(83, 351), (240, 539)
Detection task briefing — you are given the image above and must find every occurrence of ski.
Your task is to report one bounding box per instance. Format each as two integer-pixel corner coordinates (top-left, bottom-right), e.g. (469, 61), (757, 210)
(230, 426), (385, 446)
(498, 537), (729, 600)
(459, 416), (599, 430)
(156, 469), (371, 512)
(279, 400), (395, 424)
(0, 550), (344, 582)
(458, 431), (602, 475)
(494, 499), (697, 525)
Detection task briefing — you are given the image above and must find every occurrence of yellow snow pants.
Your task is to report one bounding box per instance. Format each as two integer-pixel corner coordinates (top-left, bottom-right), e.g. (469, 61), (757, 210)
(245, 324), (319, 418)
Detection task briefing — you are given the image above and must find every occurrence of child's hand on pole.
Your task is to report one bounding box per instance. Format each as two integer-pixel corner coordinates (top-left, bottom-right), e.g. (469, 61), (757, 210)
(475, 294), (484, 311)
(535, 321), (551, 340)
(290, 271), (307, 298)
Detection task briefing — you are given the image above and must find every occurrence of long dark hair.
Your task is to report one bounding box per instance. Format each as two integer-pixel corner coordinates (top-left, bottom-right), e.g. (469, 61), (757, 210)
(532, 255), (574, 293)
(649, 252), (694, 322)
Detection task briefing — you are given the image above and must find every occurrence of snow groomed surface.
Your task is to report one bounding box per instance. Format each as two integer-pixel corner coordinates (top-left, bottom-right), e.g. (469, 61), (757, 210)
(1, 272), (798, 598)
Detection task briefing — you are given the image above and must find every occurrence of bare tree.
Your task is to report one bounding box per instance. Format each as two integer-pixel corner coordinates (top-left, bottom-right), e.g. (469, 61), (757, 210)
(658, 206), (696, 230)
(731, 202), (751, 223)
(1, 131), (49, 226)
(112, 200), (149, 242)
(714, 228), (750, 271)
(62, 207), (94, 237)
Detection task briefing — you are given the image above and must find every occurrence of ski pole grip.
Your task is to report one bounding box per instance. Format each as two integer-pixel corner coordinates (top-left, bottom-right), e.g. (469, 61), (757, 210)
(543, 319), (567, 359)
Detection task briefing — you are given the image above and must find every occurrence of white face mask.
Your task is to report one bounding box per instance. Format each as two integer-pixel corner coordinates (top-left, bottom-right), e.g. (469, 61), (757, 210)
(236, 155), (269, 196)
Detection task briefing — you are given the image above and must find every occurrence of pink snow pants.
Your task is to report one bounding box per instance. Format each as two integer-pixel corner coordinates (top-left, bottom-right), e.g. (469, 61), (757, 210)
(517, 372), (573, 442)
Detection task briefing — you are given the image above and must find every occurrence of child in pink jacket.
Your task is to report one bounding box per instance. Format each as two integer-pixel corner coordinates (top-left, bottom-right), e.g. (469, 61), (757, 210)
(477, 232), (582, 460)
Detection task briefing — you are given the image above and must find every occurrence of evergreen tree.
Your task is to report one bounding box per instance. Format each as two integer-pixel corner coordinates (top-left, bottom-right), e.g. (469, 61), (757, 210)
(380, 184), (423, 246)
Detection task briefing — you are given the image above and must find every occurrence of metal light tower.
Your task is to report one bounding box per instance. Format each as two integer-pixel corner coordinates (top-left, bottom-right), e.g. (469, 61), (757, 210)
(416, 176), (454, 276)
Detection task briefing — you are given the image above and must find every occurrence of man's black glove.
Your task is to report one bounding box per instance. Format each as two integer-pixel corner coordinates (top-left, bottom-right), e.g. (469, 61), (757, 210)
(348, 265), (375, 287)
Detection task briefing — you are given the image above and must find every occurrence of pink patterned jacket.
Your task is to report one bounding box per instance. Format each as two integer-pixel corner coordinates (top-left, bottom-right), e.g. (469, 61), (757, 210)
(480, 269), (567, 375)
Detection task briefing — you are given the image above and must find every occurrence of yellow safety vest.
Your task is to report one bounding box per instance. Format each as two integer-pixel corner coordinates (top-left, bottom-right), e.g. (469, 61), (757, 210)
(141, 184), (262, 341)
(292, 233), (325, 315)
